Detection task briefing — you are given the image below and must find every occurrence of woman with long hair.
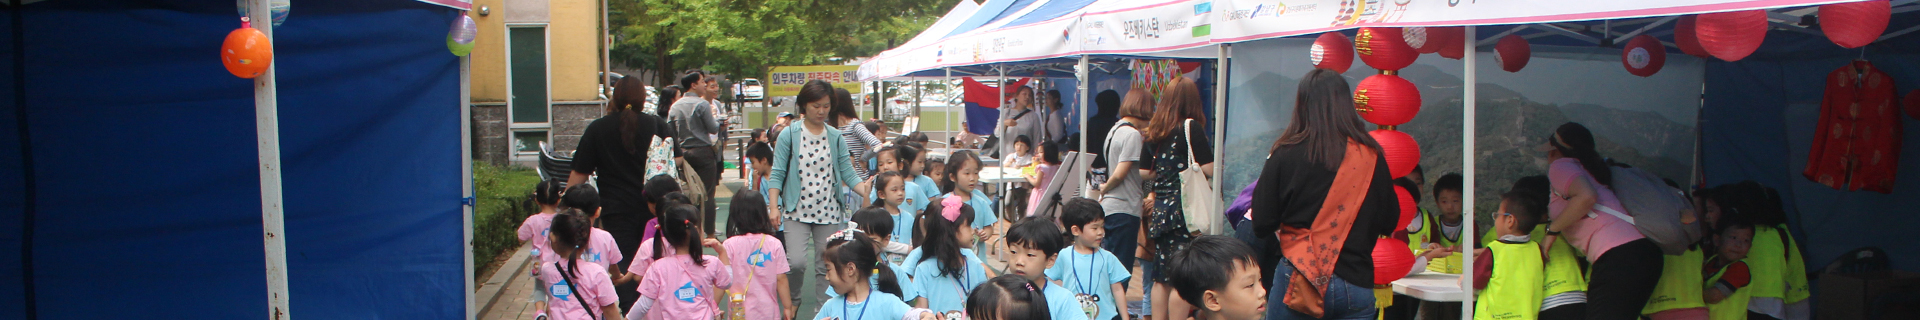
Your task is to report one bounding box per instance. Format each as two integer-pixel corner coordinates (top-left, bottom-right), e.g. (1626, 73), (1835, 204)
(1538, 122), (1664, 320)
(566, 75), (676, 310)
(831, 87), (884, 179)
(1250, 69), (1398, 320)
(1141, 76), (1215, 320)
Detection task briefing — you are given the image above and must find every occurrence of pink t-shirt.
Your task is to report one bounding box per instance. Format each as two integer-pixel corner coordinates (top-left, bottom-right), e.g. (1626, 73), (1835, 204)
(1547, 158), (1644, 262)
(723, 234), (790, 320)
(541, 228), (625, 268)
(1025, 163), (1058, 215)
(518, 213), (556, 259)
(538, 258), (619, 320)
(626, 238), (679, 277)
(637, 254), (734, 320)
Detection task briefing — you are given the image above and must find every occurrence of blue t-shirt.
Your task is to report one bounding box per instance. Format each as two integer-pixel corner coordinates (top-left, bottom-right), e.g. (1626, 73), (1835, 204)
(914, 175), (941, 204)
(825, 264), (921, 303)
(815, 292), (915, 320)
(1042, 281), (1093, 320)
(901, 247), (923, 276)
(1046, 247), (1131, 320)
(867, 181), (926, 248)
(912, 248), (989, 313)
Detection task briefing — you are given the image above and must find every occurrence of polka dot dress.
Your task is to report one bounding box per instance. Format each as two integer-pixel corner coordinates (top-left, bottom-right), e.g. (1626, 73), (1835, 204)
(792, 128), (843, 224)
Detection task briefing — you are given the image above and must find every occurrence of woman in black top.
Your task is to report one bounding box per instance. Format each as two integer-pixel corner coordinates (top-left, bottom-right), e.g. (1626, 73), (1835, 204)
(1142, 76), (1214, 320)
(568, 77), (677, 311)
(1250, 69), (1398, 320)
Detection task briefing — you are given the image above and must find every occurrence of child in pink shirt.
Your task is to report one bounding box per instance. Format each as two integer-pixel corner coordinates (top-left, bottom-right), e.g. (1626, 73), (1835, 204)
(1024, 141), (1060, 215)
(519, 180), (564, 282)
(537, 209), (623, 320)
(557, 184), (626, 275)
(630, 204), (734, 320)
(721, 191), (793, 320)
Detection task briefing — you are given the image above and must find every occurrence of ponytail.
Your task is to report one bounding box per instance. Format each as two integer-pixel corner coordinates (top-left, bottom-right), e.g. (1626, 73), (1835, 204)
(551, 208), (593, 277)
(1551, 123), (1612, 187)
(826, 232), (904, 298)
(655, 203), (706, 265)
(534, 179), (564, 206)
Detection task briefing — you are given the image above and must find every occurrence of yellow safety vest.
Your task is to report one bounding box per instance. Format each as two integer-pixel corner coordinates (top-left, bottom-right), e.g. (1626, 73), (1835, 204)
(1643, 247), (1706, 314)
(1746, 225), (1787, 299)
(1408, 208), (1431, 253)
(1706, 257), (1753, 320)
(1475, 240), (1544, 320)
(1531, 228), (1588, 298)
(1781, 227), (1811, 303)
(1425, 213), (1466, 274)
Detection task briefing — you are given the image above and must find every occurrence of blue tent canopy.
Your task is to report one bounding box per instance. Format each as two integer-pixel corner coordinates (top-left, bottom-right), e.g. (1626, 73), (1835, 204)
(3, 0), (467, 318)
(944, 0), (1039, 39)
(1003, 0), (1100, 27)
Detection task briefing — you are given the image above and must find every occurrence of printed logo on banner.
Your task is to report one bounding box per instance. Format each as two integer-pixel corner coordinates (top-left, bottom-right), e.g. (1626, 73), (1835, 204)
(1333, 0), (1410, 26)
(1228, 2), (1313, 22)
(1192, 2), (1213, 37)
(1123, 18), (1162, 39)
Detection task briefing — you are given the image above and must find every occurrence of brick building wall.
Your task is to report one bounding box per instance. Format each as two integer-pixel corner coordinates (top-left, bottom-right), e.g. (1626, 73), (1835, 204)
(471, 101), (605, 167)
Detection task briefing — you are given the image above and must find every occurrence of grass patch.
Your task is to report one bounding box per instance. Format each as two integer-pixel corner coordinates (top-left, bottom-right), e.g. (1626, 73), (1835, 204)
(473, 161), (541, 280)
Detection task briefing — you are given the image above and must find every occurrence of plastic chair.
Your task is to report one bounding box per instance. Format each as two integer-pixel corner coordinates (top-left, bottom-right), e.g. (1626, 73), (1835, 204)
(538, 141), (573, 186)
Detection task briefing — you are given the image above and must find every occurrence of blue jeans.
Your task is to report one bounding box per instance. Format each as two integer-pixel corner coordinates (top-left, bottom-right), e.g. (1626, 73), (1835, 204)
(1267, 259), (1378, 320)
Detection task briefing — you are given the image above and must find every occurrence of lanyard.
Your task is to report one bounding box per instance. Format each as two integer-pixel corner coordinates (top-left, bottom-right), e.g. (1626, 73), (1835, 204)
(1076, 251), (1098, 294)
(844, 293), (870, 320)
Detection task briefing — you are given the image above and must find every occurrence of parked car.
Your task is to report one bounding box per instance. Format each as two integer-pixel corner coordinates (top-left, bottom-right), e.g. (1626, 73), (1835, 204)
(740, 78), (764, 101)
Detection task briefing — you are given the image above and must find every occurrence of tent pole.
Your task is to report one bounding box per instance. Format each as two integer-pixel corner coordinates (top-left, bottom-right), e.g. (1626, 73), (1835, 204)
(247, 0), (292, 319)
(1077, 56), (1089, 156)
(460, 51), (476, 319)
(1460, 25), (1477, 320)
(999, 65), (1005, 150)
(946, 67), (953, 143)
(1213, 44), (1228, 197)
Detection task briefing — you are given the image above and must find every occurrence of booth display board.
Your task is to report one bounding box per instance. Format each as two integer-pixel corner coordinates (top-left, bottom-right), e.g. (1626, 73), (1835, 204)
(1221, 38), (1705, 220)
(768, 65), (862, 97)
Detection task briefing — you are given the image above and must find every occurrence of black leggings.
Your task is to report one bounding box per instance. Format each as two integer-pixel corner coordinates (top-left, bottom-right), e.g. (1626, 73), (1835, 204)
(1584, 239), (1664, 320)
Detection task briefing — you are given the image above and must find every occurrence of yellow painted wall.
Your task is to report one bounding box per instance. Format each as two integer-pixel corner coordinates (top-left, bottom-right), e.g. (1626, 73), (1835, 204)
(549, 0), (601, 102)
(469, 0), (506, 103)
(469, 0), (602, 104)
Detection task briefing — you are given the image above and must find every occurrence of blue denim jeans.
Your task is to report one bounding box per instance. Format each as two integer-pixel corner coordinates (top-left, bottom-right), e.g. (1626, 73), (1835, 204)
(1267, 259), (1378, 320)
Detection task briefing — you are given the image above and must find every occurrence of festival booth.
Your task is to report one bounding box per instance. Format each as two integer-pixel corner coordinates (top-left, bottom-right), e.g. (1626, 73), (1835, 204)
(3, 0), (473, 319)
(1206, 0), (1920, 318)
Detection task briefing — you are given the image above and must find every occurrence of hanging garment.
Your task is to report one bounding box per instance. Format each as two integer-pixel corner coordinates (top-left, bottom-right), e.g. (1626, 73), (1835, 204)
(1804, 61), (1901, 193)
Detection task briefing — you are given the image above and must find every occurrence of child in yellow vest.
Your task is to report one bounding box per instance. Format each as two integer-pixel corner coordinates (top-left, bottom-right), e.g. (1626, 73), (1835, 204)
(1508, 175), (1588, 320)
(1470, 190), (1547, 320)
(1706, 220), (1757, 320)
(1640, 188), (1726, 320)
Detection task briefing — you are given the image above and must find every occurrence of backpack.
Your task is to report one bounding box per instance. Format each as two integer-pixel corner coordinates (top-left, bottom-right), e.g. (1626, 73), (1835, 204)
(1591, 165), (1703, 255)
(1086, 122), (1135, 189)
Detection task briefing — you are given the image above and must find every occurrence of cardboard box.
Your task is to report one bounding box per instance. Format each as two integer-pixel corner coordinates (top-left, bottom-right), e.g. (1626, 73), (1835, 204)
(1818, 270), (1920, 320)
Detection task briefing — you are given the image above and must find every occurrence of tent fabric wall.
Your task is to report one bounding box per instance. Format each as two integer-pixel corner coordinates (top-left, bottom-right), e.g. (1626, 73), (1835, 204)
(1703, 18), (1920, 271)
(2, 1), (466, 318)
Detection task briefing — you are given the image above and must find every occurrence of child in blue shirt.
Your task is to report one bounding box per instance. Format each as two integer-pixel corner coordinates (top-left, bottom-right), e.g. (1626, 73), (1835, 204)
(1047, 198), (1131, 320)
(911, 197), (995, 314)
(1006, 217), (1092, 320)
(814, 227), (937, 320)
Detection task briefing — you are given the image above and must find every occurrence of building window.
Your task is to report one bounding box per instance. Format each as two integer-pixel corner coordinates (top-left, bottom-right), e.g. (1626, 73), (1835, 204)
(513, 130), (550, 155)
(509, 26), (549, 124)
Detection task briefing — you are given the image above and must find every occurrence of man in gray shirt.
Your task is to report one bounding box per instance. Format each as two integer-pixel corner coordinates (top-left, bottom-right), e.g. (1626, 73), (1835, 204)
(669, 70), (722, 232)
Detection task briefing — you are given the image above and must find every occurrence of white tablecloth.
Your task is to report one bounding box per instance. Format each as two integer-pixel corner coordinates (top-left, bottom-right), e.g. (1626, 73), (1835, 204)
(1391, 271), (1465, 302)
(979, 166), (1026, 184)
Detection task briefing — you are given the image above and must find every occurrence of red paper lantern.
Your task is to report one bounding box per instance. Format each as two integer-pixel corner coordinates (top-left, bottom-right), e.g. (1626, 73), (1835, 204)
(1357, 27), (1419, 71)
(1395, 185), (1417, 232)
(1622, 35), (1667, 77)
(1494, 34), (1531, 73)
(221, 21), (274, 79)
(1374, 237), (1416, 285)
(1355, 75), (1422, 126)
(1405, 27), (1444, 54)
(1312, 32), (1355, 73)
(1904, 89), (1920, 120)
(1695, 10), (1768, 61)
(1675, 16), (1710, 58)
(1821, 0), (1891, 49)
(1436, 27), (1466, 60)
(1370, 129), (1422, 179)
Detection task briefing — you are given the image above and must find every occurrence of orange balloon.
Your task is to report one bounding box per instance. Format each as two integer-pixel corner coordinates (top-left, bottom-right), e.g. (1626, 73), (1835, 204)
(222, 26), (273, 79)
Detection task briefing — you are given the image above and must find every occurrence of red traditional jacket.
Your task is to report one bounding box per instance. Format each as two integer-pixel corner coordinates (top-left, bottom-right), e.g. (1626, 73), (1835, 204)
(1805, 61), (1901, 193)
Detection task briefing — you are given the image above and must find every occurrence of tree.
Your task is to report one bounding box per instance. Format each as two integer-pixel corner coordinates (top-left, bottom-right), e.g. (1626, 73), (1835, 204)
(611, 0), (948, 86)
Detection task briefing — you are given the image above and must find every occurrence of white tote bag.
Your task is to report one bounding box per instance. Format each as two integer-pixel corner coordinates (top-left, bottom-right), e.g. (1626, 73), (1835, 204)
(1178, 119), (1225, 236)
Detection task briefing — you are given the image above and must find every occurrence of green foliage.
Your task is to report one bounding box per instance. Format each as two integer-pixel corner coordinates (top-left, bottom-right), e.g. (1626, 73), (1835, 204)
(473, 161), (542, 275)
(611, 0), (947, 84)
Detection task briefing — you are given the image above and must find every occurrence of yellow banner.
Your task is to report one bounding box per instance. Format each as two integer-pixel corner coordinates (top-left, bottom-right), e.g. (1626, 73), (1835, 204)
(767, 65), (862, 97)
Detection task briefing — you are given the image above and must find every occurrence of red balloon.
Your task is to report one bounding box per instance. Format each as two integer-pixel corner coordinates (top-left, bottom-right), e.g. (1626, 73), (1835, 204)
(1904, 89), (1920, 120)
(1355, 74), (1422, 126)
(1436, 27), (1466, 60)
(1395, 185), (1417, 232)
(1622, 35), (1667, 77)
(1821, 0), (1891, 49)
(1312, 32), (1355, 73)
(1695, 10), (1768, 61)
(1405, 27), (1444, 54)
(1494, 34), (1531, 73)
(1675, 16), (1710, 58)
(1370, 129), (1422, 179)
(222, 24), (274, 79)
(1374, 237), (1416, 285)
(1357, 27), (1419, 71)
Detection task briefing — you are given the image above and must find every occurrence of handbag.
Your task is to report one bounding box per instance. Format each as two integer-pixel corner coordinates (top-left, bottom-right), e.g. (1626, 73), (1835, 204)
(1177, 119), (1225, 236)
(679, 159), (709, 208)
(645, 136), (678, 180)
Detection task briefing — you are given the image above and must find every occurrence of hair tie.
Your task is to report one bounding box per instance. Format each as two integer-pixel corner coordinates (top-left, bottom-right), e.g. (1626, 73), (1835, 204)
(941, 197), (966, 222)
(1023, 282), (1035, 292)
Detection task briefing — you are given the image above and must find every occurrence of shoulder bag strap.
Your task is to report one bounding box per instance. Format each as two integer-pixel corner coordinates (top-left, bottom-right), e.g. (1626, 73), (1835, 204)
(556, 262), (600, 320)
